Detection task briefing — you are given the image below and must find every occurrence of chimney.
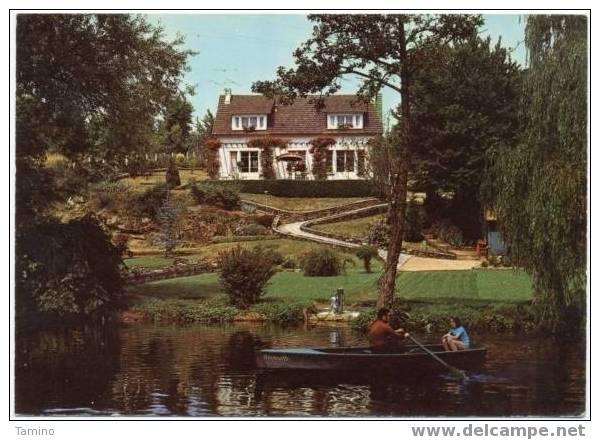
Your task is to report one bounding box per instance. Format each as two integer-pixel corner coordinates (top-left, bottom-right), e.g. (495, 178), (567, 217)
(224, 88), (232, 104)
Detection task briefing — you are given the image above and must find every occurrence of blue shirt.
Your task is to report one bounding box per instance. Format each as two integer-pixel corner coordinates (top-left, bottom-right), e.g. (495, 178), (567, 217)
(450, 326), (470, 347)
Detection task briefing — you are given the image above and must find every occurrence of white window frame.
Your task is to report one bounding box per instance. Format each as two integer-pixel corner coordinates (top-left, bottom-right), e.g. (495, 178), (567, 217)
(231, 115), (267, 131)
(327, 113), (364, 129)
(236, 150), (260, 173)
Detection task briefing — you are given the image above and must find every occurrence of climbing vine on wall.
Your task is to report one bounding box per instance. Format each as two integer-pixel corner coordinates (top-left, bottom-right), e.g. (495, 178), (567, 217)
(248, 137), (289, 180)
(204, 138), (221, 179)
(309, 137), (336, 180)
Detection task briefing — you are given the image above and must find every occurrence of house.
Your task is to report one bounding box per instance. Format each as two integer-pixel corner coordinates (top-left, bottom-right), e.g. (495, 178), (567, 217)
(210, 89), (383, 180)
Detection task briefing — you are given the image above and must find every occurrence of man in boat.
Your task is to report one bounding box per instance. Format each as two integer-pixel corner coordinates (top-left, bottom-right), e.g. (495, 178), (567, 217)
(442, 316), (470, 351)
(368, 308), (410, 354)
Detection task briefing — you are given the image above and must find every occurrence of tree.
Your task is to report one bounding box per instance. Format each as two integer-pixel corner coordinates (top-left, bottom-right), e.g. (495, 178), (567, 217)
(16, 14), (192, 325)
(156, 191), (183, 257)
(410, 35), (521, 240)
(162, 94), (194, 153)
(484, 15), (587, 333)
(253, 14), (483, 307)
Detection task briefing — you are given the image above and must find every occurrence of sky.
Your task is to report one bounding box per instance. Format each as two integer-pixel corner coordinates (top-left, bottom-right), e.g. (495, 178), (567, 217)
(146, 14), (527, 122)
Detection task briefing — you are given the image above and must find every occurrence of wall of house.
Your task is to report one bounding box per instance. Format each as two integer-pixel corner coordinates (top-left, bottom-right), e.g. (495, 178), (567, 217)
(216, 136), (373, 180)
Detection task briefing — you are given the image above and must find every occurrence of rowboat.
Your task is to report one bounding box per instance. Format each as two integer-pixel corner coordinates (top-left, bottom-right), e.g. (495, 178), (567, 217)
(256, 344), (486, 372)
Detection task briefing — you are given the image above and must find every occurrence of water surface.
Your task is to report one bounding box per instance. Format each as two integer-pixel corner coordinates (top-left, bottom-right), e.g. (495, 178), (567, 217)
(15, 323), (586, 417)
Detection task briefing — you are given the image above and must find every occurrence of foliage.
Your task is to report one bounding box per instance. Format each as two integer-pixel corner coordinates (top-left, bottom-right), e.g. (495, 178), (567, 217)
(254, 244), (285, 265)
(127, 155), (150, 178)
(161, 94), (194, 153)
(300, 248), (345, 277)
(132, 183), (169, 219)
(430, 219), (465, 247)
(355, 245), (379, 273)
(483, 15), (587, 333)
(133, 297), (237, 323)
(367, 218), (391, 247)
(88, 180), (133, 211)
(210, 235), (280, 244)
(250, 214), (275, 228)
(155, 191), (184, 257)
(404, 199), (425, 242)
(218, 246), (277, 308)
(250, 302), (308, 324)
(248, 137), (289, 180)
(309, 137), (336, 180)
(190, 182), (240, 210)
(205, 179), (379, 198)
(410, 35), (521, 240)
(16, 14), (192, 327)
(15, 215), (124, 325)
(281, 258), (298, 269)
(204, 137), (221, 179)
(165, 158), (181, 188)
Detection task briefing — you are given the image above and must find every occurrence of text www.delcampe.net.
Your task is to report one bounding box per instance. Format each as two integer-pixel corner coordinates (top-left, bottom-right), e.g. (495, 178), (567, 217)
(411, 424), (586, 439)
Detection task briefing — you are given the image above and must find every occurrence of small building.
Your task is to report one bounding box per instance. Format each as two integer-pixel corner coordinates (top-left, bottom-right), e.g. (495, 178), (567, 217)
(210, 89), (383, 180)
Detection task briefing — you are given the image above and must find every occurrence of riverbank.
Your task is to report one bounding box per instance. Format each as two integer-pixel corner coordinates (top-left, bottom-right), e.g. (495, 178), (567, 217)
(124, 267), (535, 332)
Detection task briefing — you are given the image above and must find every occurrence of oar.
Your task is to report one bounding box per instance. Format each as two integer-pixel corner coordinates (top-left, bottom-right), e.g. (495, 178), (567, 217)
(409, 335), (467, 379)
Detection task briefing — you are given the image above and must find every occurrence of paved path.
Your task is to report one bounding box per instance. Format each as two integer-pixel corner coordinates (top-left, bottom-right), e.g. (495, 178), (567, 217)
(276, 217), (411, 269)
(275, 212), (480, 272)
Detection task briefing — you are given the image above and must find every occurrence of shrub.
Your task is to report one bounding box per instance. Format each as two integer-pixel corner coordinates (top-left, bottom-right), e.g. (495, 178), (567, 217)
(251, 214), (275, 228)
(234, 223), (269, 236)
(210, 235), (279, 244)
(300, 248), (343, 277)
(132, 183), (169, 219)
(355, 245), (379, 273)
(430, 219), (465, 247)
(251, 302), (307, 324)
(241, 203), (257, 214)
(218, 246), (277, 308)
(404, 199), (424, 242)
(255, 244), (285, 265)
(89, 181), (132, 211)
(127, 156), (150, 178)
(190, 183), (240, 210)
(165, 159), (181, 188)
(367, 219), (390, 247)
(351, 309), (377, 332)
(134, 297), (237, 323)
(202, 179), (380, 198)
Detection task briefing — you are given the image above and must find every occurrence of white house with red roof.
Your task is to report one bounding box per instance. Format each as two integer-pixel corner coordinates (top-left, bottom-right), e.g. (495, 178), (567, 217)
(211, 89), (383, 180)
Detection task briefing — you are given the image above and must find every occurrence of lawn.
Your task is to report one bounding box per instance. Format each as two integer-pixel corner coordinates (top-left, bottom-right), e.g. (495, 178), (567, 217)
(127, 264), (532, 307)
(239, 193), (369, 211)
(312, 214), (384, 240)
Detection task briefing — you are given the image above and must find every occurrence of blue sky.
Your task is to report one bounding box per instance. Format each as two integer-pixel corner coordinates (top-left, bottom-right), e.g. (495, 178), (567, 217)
(146, 14), (527, 122)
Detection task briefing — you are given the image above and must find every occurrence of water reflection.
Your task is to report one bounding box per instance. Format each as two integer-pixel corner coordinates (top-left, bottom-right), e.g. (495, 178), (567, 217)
(15, 323), (586, 417)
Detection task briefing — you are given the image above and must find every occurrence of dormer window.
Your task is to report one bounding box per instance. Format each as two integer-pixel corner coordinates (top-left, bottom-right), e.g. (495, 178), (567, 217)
(232, 115), (267, 131)
(327, 113), (364, 129)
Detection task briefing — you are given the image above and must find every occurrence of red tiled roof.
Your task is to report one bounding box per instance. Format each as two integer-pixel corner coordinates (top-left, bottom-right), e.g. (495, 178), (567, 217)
(212, 94), (383, 136)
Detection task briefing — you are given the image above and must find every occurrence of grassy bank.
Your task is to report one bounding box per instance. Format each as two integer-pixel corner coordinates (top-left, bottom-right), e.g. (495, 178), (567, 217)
(312, 214), (384, 241)
(240, 193), (368, 211)
(126, 260), (534, 331)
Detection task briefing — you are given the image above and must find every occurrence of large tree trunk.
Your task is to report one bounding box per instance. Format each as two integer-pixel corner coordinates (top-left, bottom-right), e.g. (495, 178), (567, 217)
(377, 20), (411, 309)
(377, 156), (409, 308)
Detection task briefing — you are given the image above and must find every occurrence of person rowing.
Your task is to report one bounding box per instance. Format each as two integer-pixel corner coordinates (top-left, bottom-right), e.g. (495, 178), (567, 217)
(442, 316), (470, 351)
(368, 307), (410, 354)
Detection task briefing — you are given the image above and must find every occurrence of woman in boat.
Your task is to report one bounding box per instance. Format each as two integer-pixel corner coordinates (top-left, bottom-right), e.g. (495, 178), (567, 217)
(368, 307), (410, 353)
(442, 317), (470, 351)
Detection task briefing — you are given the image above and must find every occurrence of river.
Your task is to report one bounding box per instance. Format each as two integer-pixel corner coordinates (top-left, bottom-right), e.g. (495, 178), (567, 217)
(15, 323), (586, 417)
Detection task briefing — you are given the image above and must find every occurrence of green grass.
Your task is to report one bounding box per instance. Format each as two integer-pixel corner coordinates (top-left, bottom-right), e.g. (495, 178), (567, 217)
(239, 193), (368, 211)
(312, 214), (384, 240)
(395, 270), (533, 303)
(127, 263), (532, 308)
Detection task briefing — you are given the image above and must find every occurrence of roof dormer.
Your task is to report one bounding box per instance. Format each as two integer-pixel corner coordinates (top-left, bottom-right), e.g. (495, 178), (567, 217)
(327, 113), (364, 130)
(231, 114), (268, 131)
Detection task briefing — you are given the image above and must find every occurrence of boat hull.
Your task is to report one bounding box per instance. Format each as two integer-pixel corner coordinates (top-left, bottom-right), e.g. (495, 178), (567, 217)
(256, 345), (487, 372)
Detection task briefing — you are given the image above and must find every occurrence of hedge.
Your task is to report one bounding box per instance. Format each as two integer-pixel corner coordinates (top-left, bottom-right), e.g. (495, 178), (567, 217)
(205, 179), (381, 198)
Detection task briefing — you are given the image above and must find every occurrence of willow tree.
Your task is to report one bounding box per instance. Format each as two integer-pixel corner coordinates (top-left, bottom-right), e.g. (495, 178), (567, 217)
(252, 14), (483, 307)
(485, 15), (587, 333)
